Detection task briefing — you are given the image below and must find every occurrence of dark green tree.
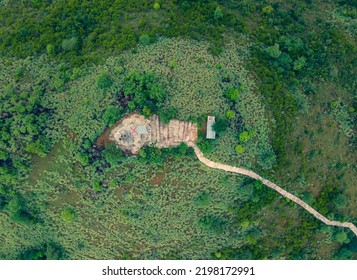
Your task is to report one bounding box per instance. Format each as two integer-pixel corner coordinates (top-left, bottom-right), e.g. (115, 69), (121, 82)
(212, 119), (228, 134)
(96, 72), (113, 89)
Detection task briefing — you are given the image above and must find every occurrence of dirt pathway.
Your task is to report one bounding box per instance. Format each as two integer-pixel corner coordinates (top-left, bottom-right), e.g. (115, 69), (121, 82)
(187, 142), (357, 237)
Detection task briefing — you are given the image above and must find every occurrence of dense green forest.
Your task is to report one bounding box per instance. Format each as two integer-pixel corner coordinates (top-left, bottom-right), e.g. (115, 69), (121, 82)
(0, 0), (356, 259)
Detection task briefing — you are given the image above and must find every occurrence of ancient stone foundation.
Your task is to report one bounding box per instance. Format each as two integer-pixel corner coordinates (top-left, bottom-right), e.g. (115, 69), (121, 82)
(110, 113), (197, 154)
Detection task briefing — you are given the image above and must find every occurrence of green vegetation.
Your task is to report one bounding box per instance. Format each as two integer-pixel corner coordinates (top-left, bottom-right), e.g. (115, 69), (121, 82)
(60, 208), (75, 222)
(224, 88), (240, 101)
(0, 0), (356, 260)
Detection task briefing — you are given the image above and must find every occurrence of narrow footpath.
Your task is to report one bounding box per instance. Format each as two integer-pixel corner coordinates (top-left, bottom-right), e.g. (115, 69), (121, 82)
(187, 142), (357, 237)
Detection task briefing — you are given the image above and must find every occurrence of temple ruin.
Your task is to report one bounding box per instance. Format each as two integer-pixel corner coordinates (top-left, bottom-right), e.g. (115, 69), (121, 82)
(109, 113), (198, 154)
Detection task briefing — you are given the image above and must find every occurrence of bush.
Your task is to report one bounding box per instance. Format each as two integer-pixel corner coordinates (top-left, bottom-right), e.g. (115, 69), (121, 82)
(46, 44), (55, 56)
(124, 71), (167, 113)
(194, 192), (211, 208)
(153, 3), (160, 10)
(336, 232), (349, 244)
(212, 119), (228, 134)
(93, 181), (103, 192)
(197, 139), (215, 155)
(128, 101), (136, 110)
(139, 34), (151, 45)
(258, 151), (276, 170)
(61, 37), (78, 51)
(198, 215), (225, 234)
(235, 145), (244, 154)
(293, 57), (306, 71)
(262, 5), (274, 14)
(169, 60), (178, 68)
(177, 142), (189, 156)
(102, 106), (123, 126)
(96, 72), (113, 89)
(18, 243), (66, 260)
(226, 110), (235, 119)
(214, 7), (223, 20)
(224, 87), (239, 101)
(102, 143), (124, 166)
(60, 208), (75, 222)
(77, 152), (90, 166)
(144, 146), (164, 164)
(158, 108), (177, 124)
(238, 131), (254, 143)
(266, 44), (282, 58)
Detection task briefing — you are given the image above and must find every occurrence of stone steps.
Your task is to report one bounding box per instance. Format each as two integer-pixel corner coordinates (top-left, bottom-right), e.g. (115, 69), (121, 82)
(157, 115), (160, 144)
(158, 120), (163, 147)
(166, 121), (171, 146)
(190, 123), (197, 142)
(178, 121), (184, 143)
(148, 117), (197, 147)
(149, 117), (153, 144)
(181, 121), (187, 142)
(186, 122), (192, 142)
(166, 121), (170, 147)
(174, 120), (181, 143)
(146, 120), (152, 144)
(161, 119), (167, 147)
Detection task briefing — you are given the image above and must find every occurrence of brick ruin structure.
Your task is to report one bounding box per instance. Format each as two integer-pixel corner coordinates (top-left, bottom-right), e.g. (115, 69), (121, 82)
(109, 113), (198, 154)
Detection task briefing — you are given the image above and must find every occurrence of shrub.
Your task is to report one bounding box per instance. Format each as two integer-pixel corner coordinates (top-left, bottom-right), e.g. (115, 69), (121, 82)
(214, 7), (223, 20)
(138, 149), (147, 159)
(142, 106), (152, 117)
(5, 196), (23, 214)
(96, 72), (113, 89)
(144, 146), (164, 163)
(93, 181), (103, 192)
(331, 101), (354, 138)
(77, 152), (90, 166)
(0, 150), (9, 161)
(158, 107), (177, 124)
(333, 194), (347, 209)
(46, 44), (55, 56)
(212, 119), (228, 134)
(194, 192), (211, 208)
(102, 106), (123, 125)
(208, 43), (223, 56)
(60, 208), (75, 222)
(336, 232), (349, 244)
(197, 139), (215, 155)
(102, 143), (124, 166)
(153, 3), (160, 10)
(239, 131), (254, 143)
(258, 151), (276, 170)
(224, 87), (239, 101)
(235, 145), (244, 154)
(123, 71), (166, 112)
(266, 44), (282, 58)
(169, 60), (178, 68)
(128, 101), (136, 110)
(226, 110), (235, 119)
(293, 56), (306, 71)
(177, 142), (189, 156)
(139, 34), (151, 46)
(262, 5), (274, 14)
(61, 37), (78, 51)
(18, 243), (66, 260)
(198, 215), (225, 234)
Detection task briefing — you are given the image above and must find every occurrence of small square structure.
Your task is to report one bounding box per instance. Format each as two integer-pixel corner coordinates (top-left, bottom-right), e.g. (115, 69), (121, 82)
(206, 116), (216, 139)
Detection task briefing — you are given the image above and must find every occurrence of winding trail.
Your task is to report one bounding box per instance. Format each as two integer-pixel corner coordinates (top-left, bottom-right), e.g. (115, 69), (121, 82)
(187, 142), (357, 237)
